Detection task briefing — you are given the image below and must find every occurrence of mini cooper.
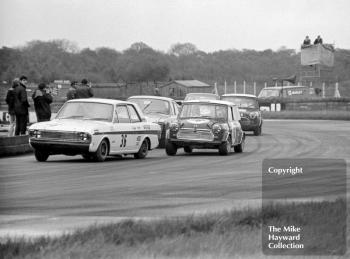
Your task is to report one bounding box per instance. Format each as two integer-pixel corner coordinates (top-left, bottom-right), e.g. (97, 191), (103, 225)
(29, 98), (161, 162)
(127, 95), (180, 147)
(165, 100), (245, 156)
(221, 94), (263, 136)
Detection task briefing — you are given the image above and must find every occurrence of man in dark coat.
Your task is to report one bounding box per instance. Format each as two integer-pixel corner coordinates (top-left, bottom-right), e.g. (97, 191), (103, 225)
(5, 78), (20, 136)
(32, 83), (53, 122)
(314, 35), (323, 45)
(75, 79), (94, 99)
(14, 75), (30, 135)
(303, 36), (311, 46)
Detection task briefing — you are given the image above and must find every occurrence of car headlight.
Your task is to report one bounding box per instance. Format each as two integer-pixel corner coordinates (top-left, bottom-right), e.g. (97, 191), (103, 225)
(78, 132), (91, 141)
(30, 129), (41, 138)
(169, 122), (179, 132)
(212, 123), (222, 135)
(249, 112), (259, 119)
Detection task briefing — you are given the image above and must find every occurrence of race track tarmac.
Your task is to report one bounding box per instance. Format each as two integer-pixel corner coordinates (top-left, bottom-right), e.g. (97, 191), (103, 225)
(1, 120), (349, 237)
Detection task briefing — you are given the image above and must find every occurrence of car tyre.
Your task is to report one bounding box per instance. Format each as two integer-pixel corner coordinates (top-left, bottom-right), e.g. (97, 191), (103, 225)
(234, 134), (245, 153)
(134, 139), (149, 159)
(254, 125), (262, 136)
(184, 146), (193, 153)
(219, 136), (232, 156)
(165, 141), (177, 156)
(34, 149), (49, 162)
(93, 139), (109, 162)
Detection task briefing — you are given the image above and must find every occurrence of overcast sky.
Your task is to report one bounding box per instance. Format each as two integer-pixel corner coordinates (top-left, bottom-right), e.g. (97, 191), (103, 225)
(1, 0), (349, 52)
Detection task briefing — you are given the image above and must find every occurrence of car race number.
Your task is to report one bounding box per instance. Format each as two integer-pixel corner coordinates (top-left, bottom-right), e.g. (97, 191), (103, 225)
(120, 134), (127, 147)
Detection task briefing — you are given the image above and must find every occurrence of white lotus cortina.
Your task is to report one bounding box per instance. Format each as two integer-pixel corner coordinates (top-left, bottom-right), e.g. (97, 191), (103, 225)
(29, 98), (161, 162)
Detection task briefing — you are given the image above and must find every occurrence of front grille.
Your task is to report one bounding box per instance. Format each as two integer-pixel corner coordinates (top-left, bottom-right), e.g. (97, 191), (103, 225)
(177, 128), (214, 141)
(40, 131), (81, 142)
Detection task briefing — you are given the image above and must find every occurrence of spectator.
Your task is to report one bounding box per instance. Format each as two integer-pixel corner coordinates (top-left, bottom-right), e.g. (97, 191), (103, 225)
(303, 36), (311, 46)
(32, 83), (53, 122)
(314, 35), (323, 45)
(5, 78), (20, 136)
(66, 81), (78, 100)
(14, 75), (30, 135)
(75, 78), (94, 99)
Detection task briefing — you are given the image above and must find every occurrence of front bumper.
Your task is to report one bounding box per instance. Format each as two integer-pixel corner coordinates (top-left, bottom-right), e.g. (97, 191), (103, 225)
(30, 139), (90, 155)
(168, 138), (223, 149)
(240, 117), (262, 131)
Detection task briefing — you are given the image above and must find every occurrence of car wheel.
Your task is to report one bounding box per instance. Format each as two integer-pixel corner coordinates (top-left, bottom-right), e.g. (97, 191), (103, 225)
(218, 136), (232, 156)
(93, 139), (109, 162)
(254, 125), (262, 136)
(234, 134), (245, 153)
(165, 141), (177, 156)
(34, 149), (49, 162)
(134, 139), (149, 159)
(184, 146), (193, 153)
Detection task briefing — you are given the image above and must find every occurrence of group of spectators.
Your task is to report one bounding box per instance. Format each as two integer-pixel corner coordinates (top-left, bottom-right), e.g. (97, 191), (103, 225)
(66, 79), (94, 100)
(5, 77), (93, 137)
(302, 35), (323, 47)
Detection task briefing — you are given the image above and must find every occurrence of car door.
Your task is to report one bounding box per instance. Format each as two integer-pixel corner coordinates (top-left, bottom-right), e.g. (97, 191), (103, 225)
(231, 106), (243, 145)
(126, 104), (144, 151)
(110, 105), (133, 153)
(227, 106), (236, 144)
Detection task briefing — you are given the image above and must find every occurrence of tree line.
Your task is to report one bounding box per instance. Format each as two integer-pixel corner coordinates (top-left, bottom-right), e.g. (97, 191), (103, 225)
(0, 39), (349, 85)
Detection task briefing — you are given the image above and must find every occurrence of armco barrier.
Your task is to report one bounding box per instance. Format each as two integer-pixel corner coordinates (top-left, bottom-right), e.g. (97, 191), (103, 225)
(0, 135), (32, 157)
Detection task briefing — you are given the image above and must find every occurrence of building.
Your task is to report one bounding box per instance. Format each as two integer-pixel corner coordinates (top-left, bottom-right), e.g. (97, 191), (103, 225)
(159, 80), (213, 99)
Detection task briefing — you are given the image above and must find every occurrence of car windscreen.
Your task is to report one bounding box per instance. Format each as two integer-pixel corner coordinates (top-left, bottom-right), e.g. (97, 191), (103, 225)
(57, 102), (113, 122)
(258, 89), (280, 98)
(180, 103), (227, 120)
(221, 97), (258, 108)
(129, 98), (170, 115)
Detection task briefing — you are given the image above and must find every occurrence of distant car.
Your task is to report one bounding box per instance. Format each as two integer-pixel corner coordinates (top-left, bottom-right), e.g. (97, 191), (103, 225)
(166, 100), (245, 156)
(221, 94), (262, 136)
(29, 98), (161, 162)
(184, 93), (220, 101)
(127, 96), (180, 147)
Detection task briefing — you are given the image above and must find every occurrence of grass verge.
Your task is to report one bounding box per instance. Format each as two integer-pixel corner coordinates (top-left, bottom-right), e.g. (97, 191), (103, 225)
(0, 199), (348, 259)
(262, 110), (350, 120)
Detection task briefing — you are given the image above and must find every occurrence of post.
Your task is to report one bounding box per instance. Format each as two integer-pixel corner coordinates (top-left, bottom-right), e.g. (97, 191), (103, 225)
(234, 81), (237, 93)
(224, 80), (227, 94)
(309, 81), (313, 87)
(322, 82), (325, 98)
(243, 81), (246, 94)
(253, 82), (256, 96)
(264, 82), (267, 88)
(334, 82), (341, 98)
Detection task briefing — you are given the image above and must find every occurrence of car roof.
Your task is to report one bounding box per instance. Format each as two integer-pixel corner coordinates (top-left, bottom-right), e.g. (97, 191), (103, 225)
(221, 93), (257, 98)
(183, 99), (237, 106)
(127, 95), (175, 101)
(67, 98), (134, 105)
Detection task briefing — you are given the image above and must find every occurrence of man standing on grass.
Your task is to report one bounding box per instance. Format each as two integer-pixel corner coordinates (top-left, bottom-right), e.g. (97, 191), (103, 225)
(66, 81), (78, 100)
(14, 75), (30, 135)
(32, 83), (53, 122)
(75, 79), (94, 99)
(5, 78), (20, 136)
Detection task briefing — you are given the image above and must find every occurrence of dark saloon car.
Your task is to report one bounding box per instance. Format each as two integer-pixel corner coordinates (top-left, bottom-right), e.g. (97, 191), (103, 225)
(127, 96), (180, 147)
(165, 100), (245, 156)
(221, 94), (262, 136)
